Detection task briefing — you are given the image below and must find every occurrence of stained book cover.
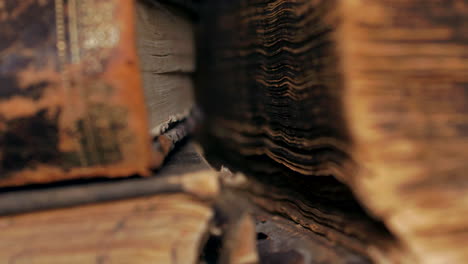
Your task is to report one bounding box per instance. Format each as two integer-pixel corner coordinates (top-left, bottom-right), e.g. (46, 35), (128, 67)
(0, 0), (154, 187)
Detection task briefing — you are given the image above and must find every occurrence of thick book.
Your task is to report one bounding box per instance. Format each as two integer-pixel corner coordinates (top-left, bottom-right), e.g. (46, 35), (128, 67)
(198, 0), (468, 263)
(0, 0), (195, 187)
(0, 143), (221, 264)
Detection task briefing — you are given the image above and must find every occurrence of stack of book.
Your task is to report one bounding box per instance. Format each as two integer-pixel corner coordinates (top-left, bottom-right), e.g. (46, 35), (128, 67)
(1, 0), (468, 263)
(0, 1), (226, 263)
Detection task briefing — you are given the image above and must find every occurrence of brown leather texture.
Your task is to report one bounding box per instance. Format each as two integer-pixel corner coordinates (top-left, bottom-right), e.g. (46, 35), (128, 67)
(0, 0), (154, 187)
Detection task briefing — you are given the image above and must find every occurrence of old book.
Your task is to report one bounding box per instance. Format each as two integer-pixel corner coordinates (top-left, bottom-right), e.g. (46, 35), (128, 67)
(0, 143), (216, 264)
(0, 142), (217, 215)
(198, 0), (468, 263)
(0, 0), (195, 187)
(0, 143), (226, 264)
(0, 193), (214, 264)
(136, 0), (195, 136)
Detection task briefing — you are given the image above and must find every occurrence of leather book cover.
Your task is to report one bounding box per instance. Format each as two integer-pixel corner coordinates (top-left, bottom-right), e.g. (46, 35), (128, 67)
(0, 0), (154, 187)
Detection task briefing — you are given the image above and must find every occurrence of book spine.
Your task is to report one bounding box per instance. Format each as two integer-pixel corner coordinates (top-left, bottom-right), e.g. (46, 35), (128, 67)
(0, 0), (153, 187)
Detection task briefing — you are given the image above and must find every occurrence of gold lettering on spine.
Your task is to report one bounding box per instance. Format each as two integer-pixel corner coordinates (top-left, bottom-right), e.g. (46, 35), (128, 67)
(55, 0), (88, 166)
(68, 0), (99, 165)
(68, 0), (80, 64)
(78, 0), (122, 165)
(54, 0), (67, 88)
(55, 0), (123, 167)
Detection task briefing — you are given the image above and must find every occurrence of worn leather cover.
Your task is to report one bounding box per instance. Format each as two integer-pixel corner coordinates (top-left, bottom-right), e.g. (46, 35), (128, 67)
(0, 0), (154, 187)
